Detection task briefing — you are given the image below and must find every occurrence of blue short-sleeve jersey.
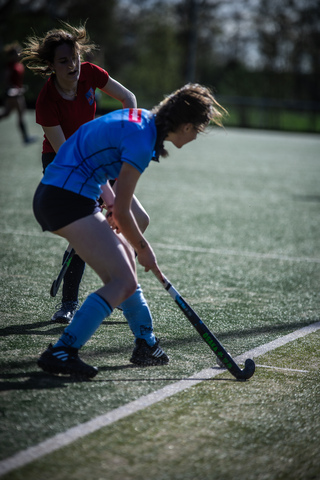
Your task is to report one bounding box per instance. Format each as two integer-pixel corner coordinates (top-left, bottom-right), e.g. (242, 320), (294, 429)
(41, 108), (157, 200)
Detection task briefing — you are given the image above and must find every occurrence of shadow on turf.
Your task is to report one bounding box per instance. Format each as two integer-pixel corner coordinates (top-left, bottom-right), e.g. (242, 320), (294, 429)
(0, 356), (236, 391)
(1, 317), (317, 391)
(0, 317), (315, 341)
(215, 318), (318, 339)
(0, 319), (127, 337)
(0, 367), (235, 392)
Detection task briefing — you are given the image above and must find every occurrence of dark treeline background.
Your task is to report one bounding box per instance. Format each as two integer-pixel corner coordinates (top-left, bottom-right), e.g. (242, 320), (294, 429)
(1, 0), (319, 130)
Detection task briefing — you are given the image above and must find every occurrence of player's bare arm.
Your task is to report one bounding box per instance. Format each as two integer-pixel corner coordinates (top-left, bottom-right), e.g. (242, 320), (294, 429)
(100, 76), (137, 109)
(42, 125), (66, 153)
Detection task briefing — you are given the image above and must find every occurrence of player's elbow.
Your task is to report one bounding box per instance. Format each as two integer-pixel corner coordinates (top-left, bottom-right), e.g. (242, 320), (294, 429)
(123, 90), (137, 109)
(136, 210), (149, 233)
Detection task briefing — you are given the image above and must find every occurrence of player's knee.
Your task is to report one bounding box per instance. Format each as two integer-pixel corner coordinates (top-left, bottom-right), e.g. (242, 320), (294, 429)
(109, 270), (137, 304)
(122, 275), (138, 300)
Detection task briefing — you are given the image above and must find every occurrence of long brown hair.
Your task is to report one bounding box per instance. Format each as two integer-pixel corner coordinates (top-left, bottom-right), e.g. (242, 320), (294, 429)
(152, 83), (227, 157)
(21, 21), (97, 77)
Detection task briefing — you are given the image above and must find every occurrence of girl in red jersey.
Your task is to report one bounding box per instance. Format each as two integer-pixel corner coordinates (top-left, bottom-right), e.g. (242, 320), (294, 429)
(22, 23), (168, 366)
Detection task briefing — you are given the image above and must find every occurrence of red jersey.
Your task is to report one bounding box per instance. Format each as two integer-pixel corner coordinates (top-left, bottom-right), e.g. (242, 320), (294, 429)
(7, 62), (24, 88)
(36, 62), (109, 153)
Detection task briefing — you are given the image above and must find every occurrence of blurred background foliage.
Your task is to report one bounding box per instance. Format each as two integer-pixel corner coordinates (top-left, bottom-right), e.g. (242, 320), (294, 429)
(1, 0), (319, 131)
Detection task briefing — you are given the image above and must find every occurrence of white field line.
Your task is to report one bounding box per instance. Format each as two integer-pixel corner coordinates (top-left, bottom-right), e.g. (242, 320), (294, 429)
(0, 320), (319, 477)
(153, 242), (320, 264)
(1, 230), (320, 264)
(255, 365), (309, 373)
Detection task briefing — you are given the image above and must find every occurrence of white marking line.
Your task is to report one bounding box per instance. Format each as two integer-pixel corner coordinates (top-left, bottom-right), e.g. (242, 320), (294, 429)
(234, 321), (320, 363)
(1, 321), (319, 477)
(255, 365), (309, 373)
(1, 230), (320, 264)
(0, 230), (60, 239)
(153, 242), (320, 264)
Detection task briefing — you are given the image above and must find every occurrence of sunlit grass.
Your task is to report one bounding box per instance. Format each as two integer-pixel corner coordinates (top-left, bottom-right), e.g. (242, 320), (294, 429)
(0, 112), (319, 479)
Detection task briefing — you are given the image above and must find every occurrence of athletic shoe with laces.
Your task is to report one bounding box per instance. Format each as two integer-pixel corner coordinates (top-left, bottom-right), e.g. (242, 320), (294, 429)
(51, 301), (79, 324)
(37, 343), (98, 378)
(130, 338), (169, 366)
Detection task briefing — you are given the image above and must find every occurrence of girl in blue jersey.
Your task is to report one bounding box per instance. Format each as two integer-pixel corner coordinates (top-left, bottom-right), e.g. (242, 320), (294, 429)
(34, 83), (226, 378)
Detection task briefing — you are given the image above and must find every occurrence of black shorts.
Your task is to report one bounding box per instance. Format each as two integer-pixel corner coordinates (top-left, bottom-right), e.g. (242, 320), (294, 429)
(42, 152), (56, 173)
(33, 183), (101, 232)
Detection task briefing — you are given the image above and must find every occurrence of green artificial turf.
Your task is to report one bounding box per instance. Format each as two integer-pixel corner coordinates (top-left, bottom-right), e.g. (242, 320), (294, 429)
(0, 113), (319, 479)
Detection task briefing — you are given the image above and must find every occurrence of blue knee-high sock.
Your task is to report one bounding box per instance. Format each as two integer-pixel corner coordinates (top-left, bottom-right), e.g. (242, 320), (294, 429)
(119, 284), (156, 346)
(55, 293), (113, 349)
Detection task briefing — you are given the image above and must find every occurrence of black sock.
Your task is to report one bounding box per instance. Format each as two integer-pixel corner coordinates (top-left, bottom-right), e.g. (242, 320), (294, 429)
(19, 119), (29, 141)
(61, 251), (85, 303)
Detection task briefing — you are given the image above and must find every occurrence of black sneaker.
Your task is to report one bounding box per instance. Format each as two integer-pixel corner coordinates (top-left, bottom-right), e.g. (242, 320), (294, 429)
(37, 344), (98, 378)
(51, 301), (79, 324)
(130, 338), (169, 366)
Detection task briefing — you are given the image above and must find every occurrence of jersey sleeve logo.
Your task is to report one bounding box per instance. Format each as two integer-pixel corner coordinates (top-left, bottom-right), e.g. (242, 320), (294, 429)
(85, 87), (95, 105)
(129, 108), (142, 123)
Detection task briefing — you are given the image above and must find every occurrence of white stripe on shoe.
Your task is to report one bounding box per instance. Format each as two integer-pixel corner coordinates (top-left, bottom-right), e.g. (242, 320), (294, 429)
(52, 351), (69, 362)
(152, 347), (164, 358)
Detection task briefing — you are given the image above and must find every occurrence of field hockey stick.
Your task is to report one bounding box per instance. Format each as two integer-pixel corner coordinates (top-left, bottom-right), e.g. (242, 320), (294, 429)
(156, 274), (255, 380)
(50, 248), (75, 297)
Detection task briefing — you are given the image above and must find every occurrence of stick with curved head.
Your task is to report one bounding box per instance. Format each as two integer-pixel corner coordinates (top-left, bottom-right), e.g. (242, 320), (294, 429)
(50, 249), (75, 297)
(157, 274), (255, 381)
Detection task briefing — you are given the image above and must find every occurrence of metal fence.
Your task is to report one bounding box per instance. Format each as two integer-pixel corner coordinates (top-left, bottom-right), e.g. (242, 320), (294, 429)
(217, 96), (320, 133)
